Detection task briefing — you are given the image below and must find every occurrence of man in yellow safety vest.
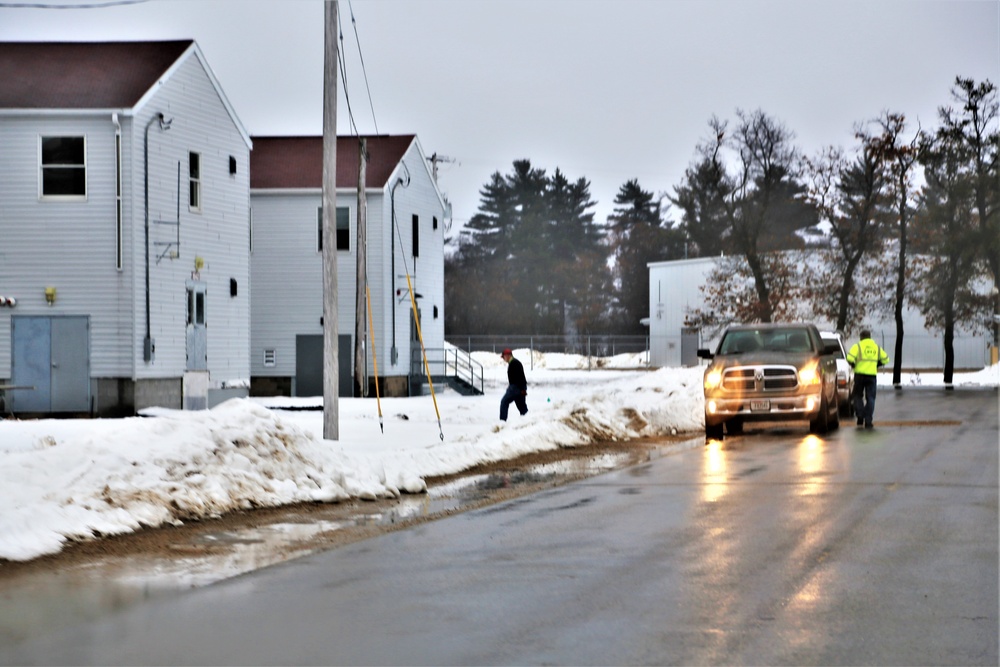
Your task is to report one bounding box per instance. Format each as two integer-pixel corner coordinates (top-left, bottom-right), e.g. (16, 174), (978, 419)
(846, 329), (890, 429)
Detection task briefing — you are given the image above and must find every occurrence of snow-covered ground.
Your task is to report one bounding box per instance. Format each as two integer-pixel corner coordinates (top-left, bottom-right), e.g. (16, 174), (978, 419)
(1, 350), (996, 563)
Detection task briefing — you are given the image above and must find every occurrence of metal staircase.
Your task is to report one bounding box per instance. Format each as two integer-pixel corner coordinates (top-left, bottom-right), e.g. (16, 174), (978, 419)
(410, 346), (484, 396)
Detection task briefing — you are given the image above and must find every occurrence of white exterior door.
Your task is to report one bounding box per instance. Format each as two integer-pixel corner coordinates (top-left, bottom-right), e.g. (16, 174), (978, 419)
(186, 282), (208, 371)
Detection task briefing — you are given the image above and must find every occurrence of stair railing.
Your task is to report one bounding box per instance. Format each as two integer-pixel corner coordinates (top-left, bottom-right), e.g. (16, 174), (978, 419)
(410, 346), (484, 395)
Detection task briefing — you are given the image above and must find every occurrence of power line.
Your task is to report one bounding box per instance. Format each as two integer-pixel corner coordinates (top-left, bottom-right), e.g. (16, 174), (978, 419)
(347, 0), (378, 135)
(0, 0), (149, 8)
(336, 2), (381, 140)
(336, 2), (359, 137)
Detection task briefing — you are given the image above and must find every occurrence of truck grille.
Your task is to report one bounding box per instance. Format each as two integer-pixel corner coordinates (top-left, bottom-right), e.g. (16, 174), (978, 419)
(722, 366), (798, 391)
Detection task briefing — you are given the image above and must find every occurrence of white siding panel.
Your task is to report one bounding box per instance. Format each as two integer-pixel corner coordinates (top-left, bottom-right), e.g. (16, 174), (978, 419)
(0, 114), (132, 377)
(250, 193), (323, 376)
(129, 55), (251, 385)
(382, 145), (447, 372)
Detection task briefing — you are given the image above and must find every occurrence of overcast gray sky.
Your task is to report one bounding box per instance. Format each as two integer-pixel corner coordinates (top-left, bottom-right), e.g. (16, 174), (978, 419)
(1, 0), (997, 234)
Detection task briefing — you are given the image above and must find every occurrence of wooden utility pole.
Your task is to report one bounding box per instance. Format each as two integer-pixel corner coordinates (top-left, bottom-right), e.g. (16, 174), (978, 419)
(322, 0), (339, 439)
(354, 138), (368, 397)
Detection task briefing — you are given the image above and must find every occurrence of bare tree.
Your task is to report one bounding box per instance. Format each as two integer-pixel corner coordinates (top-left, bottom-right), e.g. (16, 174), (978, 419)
(686, 252), (806, 338)
(866, 112), (921, 387)
(718, 110), (817, 322)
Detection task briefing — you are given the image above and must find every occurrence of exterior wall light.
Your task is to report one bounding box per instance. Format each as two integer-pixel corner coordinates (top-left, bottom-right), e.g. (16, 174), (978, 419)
(44, 286), (57, 305)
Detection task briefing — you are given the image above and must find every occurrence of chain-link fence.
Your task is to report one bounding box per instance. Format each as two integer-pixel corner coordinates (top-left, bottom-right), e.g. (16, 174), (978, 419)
(446, 335), (650, 363)
(449, 331), (996, 371)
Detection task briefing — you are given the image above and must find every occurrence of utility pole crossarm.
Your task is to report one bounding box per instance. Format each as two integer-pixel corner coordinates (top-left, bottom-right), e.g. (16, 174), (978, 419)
(426, 152), (456, 183)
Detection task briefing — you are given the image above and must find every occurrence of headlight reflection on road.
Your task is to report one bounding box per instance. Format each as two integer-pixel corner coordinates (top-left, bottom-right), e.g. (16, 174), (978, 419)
(702, 440), (728, 503)
(796, 435), (826, 496)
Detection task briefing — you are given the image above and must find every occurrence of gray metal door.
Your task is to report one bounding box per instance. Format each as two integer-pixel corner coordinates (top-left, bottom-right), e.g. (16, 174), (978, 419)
(295, 334), (323, 397)
(12, 315), (90, 412)
(295, 334), (353, 397)
(338, 334), (352, 397)
(681, 326), (700, 367)
(11, 316), (51, 412)
(51, 317), (90, 411)
(186, 282), (208, 371)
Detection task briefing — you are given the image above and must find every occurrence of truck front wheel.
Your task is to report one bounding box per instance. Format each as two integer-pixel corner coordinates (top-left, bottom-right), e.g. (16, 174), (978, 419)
(810, 392), (831, 434)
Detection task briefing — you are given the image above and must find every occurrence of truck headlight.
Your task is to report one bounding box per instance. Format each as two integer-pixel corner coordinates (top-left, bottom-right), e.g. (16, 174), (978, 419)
(798, 361), (820, 385)
(704, 368), (723, 390)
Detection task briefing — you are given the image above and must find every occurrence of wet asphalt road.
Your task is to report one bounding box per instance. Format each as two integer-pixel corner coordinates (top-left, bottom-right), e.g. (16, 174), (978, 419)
(2, 388), (997, 666)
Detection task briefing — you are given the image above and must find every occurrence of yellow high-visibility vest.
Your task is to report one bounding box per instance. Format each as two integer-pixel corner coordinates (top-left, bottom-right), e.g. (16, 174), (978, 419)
(847, 338), (889, 376)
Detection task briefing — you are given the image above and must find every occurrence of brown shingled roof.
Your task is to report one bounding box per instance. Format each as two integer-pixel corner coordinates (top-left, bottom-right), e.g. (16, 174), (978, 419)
(250, 135), (416, 190)
(0, 40), (193, 109)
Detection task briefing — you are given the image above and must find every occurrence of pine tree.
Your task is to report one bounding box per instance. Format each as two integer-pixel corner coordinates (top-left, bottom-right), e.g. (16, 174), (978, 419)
(544, 169), (609, 335)
(607, 179), (683, 334)
(670, 136), (730, 257)
(915, 82), (996, 384)
(446, 160), (607, 336)
(936, 78), (1000, 353)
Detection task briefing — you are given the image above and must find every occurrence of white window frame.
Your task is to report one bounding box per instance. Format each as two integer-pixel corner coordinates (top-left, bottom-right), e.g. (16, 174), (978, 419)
(39, 135), (87, 200)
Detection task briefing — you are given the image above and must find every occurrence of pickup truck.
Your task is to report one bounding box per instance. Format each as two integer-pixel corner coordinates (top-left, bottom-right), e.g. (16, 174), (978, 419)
(697, 323), (841, 439)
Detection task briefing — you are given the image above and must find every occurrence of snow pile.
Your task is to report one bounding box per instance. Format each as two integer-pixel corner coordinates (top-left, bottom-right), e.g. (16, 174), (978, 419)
(0, 364), (702, 562)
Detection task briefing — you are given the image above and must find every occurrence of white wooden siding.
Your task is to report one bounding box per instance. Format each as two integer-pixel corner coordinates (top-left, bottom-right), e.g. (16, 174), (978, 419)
(128, 54), (251, 385)
(250, 193), (323, 376)
(378, 145), (446, 371)
(0, 114), (129, 377)
(249, 139), (447, 382)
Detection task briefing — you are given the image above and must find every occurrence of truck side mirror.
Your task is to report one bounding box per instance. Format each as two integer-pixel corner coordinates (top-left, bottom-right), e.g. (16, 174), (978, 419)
(697, 348), (713, 360)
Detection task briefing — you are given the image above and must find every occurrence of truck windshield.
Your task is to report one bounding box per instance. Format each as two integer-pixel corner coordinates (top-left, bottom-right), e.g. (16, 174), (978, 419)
(719, 328), (813, 354)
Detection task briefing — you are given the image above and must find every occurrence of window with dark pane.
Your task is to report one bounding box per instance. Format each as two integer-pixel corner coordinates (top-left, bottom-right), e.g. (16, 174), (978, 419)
(336, 206), (350, 251)
(318, 207), (351, 251)
(412, 214), (419, 257)
(189, 152), (201, 210)
(41, 136), (86, 196)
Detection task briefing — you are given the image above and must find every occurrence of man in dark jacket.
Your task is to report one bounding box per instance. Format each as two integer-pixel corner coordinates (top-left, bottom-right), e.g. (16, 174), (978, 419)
(499, 348), (528, 421)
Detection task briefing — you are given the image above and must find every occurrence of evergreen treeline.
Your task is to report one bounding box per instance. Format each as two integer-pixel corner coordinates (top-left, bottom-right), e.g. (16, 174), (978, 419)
(444, 77), (998, 381)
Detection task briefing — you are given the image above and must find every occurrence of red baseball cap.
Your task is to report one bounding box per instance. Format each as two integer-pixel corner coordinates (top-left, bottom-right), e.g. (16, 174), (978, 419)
(501, 348), (512, 356)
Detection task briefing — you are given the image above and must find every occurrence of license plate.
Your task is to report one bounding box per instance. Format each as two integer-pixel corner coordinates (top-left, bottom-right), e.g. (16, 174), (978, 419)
(750, 400), (770, 412)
